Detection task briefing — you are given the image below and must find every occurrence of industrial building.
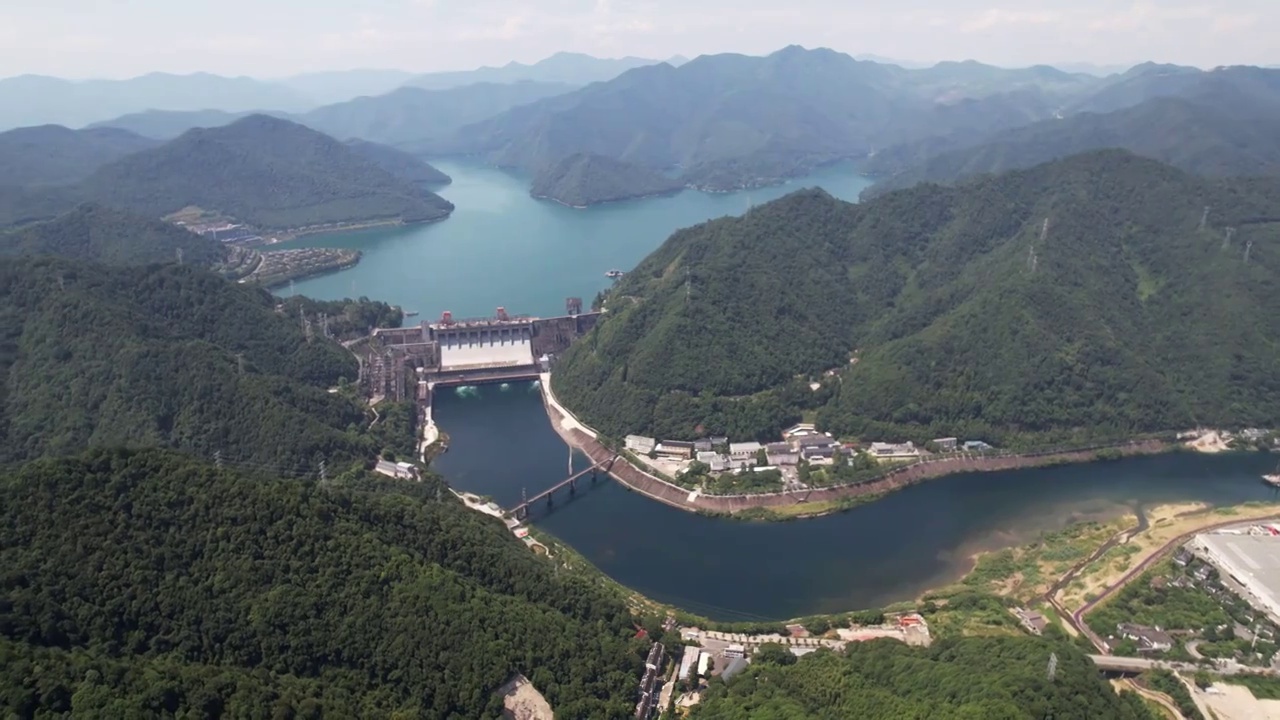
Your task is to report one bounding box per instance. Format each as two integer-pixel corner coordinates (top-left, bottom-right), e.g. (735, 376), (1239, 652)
(1191, 532), (1280, 622)
(678, 646), (700, 681)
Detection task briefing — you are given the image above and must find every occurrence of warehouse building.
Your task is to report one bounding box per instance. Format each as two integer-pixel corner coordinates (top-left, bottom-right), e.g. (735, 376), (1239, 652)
(1191, 533), (1280, 622)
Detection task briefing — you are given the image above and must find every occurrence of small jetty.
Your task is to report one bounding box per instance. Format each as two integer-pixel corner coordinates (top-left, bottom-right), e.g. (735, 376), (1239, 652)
(605, 269), (625, 279)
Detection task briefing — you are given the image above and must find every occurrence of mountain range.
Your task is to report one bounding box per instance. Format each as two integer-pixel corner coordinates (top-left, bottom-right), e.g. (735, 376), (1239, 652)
(0, 72), (316, 131)
(552, 151), (1280, 446)
(0, 124), (160, 186)
(402, 51), (676, 90)
(443, 47), (1112, 198)
(863, 66), (1280, 196)
(0, 115), (454, 230)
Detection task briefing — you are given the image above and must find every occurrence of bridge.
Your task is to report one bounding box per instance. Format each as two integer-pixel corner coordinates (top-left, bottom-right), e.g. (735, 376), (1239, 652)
(511, 455), (619, 519)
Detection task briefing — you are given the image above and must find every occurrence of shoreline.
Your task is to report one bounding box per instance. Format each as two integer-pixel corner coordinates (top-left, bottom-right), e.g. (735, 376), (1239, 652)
(531, 187), (684, 210)
(537, 373), (1174, 520)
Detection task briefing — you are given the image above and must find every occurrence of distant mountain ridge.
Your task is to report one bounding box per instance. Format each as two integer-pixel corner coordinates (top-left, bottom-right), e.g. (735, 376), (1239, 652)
(0, 72), (315, 131)
(446, 46), (1095, 201)
(0, 115), (455, 230)
(863, 68), (1280, 195)
(402, 52), (672, 90)
(0, 125), (160, 186)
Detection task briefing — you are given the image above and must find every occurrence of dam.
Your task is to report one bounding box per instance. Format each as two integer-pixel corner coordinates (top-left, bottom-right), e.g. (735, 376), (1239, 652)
(360, 298), (601, 462)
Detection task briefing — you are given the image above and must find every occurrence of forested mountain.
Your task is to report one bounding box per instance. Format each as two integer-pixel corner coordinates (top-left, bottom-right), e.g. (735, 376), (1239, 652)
(0, 257), (382, 471)
(0, 72), (313, 131)
(344, 139), (452, 184)
(403, 51), (668, 90)
(0, 115), (455, 229)
(280, 68), (417, 105)
(0, 124), (159, 186)
(864, 93), (1280, 197)
(85, 108), (264, 139)
(0, 448), (644, 718)
(553, 151), (1280, 445)
(447, 46), (1083, 194)
(531, 153), (683, 206)
(0, 204), (224, 266)
(689, 638), (1154, 719)
(302, 82), (576, 150)
(1064, 63), (1280, 115)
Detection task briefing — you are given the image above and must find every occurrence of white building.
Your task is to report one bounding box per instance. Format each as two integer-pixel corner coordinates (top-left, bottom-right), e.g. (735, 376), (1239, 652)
(1192, 533), (1280, 622)
(678, 645), (700, 681)
(869, 441), (919, 459)
(729, 441), (763, 459)
(374, 460), (416, 480)
(625, 435), (657, 454)
(697, 651), (712, 676)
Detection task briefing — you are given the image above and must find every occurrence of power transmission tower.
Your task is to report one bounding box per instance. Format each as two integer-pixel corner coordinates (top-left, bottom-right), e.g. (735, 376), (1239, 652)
(1200, 206), (1211, 232)
(289, 279), (296, 297)
(214, 450), (223, 469)
(1223, 227), (1236, 250)
(1039, 217), (1050, 243)
(176, 247), (184, 265)
(57, 273), (65, 291)
(300, 305), (313, 343)
(236, 352), (245, 375)
(1027, 246), (1038, 274)
(318, 460), (328, 485)
(1047, 652), (1058, 682)
(1245, 239), (1255, 264)
(684, 267), (691, 305)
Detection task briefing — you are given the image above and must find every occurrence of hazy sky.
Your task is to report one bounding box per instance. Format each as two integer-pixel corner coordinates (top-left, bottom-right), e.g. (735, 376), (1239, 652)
(1, 0), (1274, 79)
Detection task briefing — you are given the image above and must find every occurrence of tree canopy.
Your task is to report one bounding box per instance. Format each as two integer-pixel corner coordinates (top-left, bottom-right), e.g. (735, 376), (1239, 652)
(553, 150), (1280, 446)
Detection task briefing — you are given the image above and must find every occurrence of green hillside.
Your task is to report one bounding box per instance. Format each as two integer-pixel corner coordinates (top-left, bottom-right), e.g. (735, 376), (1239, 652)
(0, 203), (225, 266)
(345, 138), (452, 184)
(531, 152), (682, 206)
(0, 124), (159, 186)
(0, 115), (455, 230)
(0, 257), (382, 471)
(553, 151), (1280, 445)
(0, 448), (642, 718)
(450, 46), (1073, 193)
(689, 637), (1153, 720)
(866, 93), (1280, 197)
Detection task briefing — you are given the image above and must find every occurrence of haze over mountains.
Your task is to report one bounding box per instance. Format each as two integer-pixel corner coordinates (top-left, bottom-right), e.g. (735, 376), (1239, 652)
(0, 115), (454, 229)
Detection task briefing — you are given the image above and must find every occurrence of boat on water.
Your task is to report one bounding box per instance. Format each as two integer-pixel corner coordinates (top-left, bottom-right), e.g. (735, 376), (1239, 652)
(1264, 461), (1280, 486)
(605, 269), (625, 279)
(404, 310), (419, 317)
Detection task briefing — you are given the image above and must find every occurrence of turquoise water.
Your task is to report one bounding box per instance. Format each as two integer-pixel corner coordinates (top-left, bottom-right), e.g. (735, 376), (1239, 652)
(281, 162), (1277, 621)
(277, 160), (874, 318)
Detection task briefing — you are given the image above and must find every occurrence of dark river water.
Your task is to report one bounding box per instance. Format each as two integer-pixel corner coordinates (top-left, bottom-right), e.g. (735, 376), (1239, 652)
(282, 161), (1276, 621)
(432, 382), (1276, 621)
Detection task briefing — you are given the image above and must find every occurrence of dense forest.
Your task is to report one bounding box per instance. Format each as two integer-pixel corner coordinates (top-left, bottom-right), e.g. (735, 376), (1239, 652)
(0, 449), (645, 718)
(531, 152), (682, 206)
(344, 138), (452, 185)
(0, 115), (456, 230)
(0, 204), (225, 266)
(689, 637), (1155, 719)
(0, 257), (384, 473)
(0, 124), (159, 186)
(554, 150), (1280, 445)
(278, 294), (405, 343)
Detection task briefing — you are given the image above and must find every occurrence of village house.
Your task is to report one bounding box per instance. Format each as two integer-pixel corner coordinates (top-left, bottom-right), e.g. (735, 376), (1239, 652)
(729, 441), (764, 460)
(655, 441), (694, 459)
(1116, 623), (1174, 653)
(932, 437), (958, 452)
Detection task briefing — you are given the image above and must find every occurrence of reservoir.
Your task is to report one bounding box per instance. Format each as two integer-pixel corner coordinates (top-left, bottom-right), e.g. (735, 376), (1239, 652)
(287, 161), (1277, 621)
(433, 382), (1277, 621)
(281, 159), (875, 319)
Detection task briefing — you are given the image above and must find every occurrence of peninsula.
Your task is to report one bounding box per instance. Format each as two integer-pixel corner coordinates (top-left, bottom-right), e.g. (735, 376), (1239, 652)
(531, 152), (683, 207)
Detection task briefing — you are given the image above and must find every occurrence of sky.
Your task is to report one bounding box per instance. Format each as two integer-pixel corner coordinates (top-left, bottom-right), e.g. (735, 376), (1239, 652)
(0, 0), (1274, 79)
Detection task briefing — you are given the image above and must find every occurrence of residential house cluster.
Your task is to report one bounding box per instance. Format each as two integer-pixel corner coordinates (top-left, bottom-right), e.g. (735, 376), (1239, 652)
(626, 431), (842, 473)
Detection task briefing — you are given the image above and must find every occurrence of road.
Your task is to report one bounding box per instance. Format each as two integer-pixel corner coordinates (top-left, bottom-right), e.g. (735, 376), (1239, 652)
(1052, 514), (1280, 654)
(1089, 654), (1265, 676)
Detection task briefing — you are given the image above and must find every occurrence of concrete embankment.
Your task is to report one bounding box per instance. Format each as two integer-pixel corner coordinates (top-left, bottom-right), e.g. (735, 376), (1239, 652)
(538, 374), (1170, 518)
